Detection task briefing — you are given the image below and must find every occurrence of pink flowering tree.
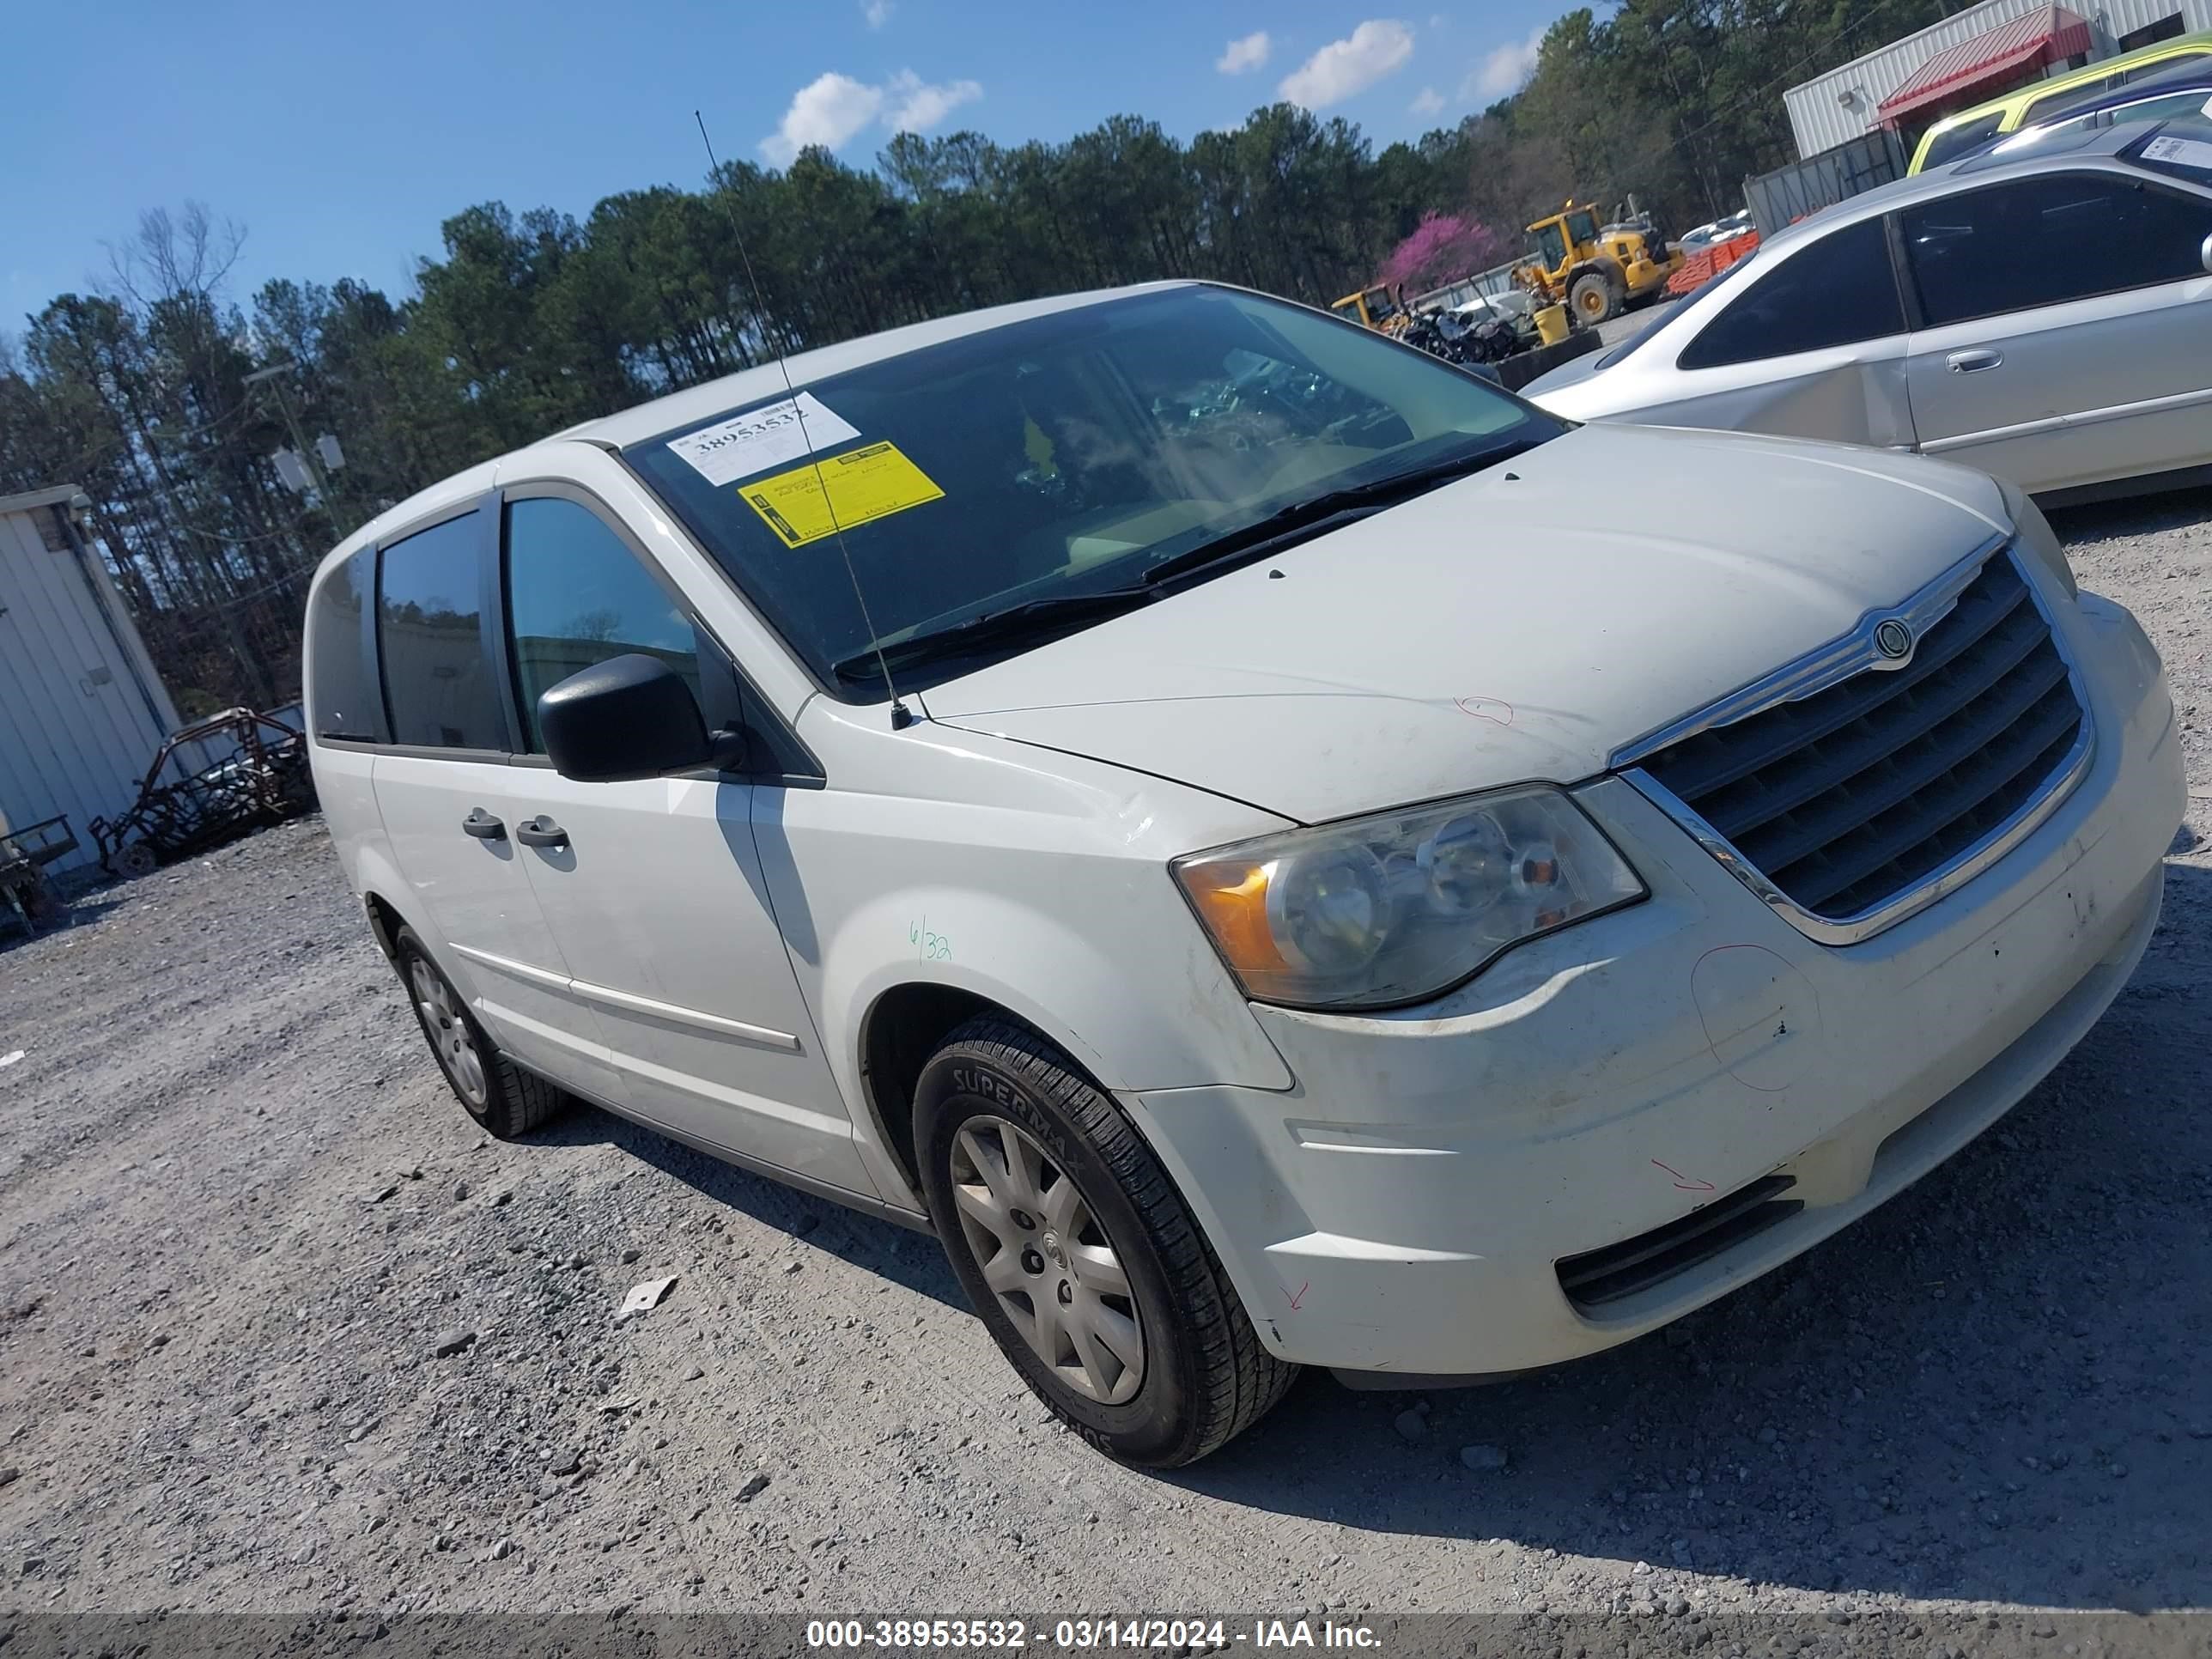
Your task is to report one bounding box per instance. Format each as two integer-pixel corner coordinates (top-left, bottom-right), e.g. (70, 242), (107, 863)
(1375, 212), (1508, 295)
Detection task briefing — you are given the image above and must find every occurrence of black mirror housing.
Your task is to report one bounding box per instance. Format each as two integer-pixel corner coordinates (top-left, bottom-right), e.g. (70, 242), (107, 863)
(538, 654), (713, 782)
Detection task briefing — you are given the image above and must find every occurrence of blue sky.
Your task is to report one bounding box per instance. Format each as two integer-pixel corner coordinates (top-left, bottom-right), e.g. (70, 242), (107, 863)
(1, 0), (1563, 325)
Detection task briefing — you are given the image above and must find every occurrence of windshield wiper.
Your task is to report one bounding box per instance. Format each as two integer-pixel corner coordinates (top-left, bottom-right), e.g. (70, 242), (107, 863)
(828, 435), (1551, 684)
(831, 586), (1161, 683)
(1139, 435), (1551, 589)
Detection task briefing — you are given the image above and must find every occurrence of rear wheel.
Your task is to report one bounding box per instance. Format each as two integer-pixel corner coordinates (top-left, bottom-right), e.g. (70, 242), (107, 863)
(393, 925), (567, 1139)
(915, 1017), (1296, 1467)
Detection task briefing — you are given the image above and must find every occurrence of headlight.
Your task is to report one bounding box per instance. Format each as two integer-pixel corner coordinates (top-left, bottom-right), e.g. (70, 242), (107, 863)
(1172, 786), (1645, 1011)
(1998, 477), (2075, 599)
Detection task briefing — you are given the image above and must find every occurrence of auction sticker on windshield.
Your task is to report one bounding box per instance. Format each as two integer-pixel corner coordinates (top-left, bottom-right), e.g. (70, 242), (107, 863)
(2140, 133), (2212, 173)
(739, 441), (946, 547)
(666, 392), (862, 486)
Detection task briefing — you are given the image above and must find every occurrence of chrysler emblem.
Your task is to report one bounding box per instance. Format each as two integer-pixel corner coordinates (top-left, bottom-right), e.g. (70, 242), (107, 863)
(1874, 618), (1914, 660)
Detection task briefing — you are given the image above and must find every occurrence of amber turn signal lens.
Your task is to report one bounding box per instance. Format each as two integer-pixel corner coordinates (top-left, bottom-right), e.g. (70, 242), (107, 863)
(1181, 859), (1286, 973)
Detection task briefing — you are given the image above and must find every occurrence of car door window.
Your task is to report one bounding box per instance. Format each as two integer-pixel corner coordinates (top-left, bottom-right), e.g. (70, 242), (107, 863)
(503, 495), (703, 752)
(1902, 172), (2212, 326)
(377, 512), (502, 750)
(1677, 216), (1904, 370)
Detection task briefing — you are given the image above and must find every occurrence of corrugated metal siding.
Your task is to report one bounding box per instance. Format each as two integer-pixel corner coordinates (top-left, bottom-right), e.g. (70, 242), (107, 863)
(1785, 0), (2212, 156)
(0, 504), (179, 872)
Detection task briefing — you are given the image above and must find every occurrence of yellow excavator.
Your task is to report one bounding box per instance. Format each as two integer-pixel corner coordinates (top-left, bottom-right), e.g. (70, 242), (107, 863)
(1514, 201), (1683, 326)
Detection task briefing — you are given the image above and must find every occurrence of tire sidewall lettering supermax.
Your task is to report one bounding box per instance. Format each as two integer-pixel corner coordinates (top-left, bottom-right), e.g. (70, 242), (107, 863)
(949, 1065), (1030, 1112)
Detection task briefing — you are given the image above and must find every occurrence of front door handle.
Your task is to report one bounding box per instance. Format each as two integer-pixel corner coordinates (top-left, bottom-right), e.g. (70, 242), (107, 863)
(461, 809), (506, 840)
(1947, 349), (2003, 374)
(514, 816), (569, 849)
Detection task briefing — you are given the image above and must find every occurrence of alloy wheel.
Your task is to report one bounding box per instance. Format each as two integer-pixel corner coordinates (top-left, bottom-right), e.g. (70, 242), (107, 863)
(410, 957), (488, 1110)
(949, 1116), (1145, 1405)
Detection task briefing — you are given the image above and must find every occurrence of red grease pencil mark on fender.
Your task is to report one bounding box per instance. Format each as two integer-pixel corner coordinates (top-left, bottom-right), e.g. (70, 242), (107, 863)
(1455, 696), (1515, 726)
(1652, 1158), (1715, 1193)
(1286, 1281), (1310, 1310)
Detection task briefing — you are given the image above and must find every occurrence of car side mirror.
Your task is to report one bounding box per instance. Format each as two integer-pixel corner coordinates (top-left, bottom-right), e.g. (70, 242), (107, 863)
(538, 653), (720, 783)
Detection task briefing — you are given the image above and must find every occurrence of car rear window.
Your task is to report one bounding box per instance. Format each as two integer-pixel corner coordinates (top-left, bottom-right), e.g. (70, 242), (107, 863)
(1922, 112), (2007, 169)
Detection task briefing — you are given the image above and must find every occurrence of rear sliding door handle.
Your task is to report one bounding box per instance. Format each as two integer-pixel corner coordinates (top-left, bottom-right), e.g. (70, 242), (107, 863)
(461, 809), (506, 840)
(1946, 349), (2003, 374)
(514, 816), (569, 849)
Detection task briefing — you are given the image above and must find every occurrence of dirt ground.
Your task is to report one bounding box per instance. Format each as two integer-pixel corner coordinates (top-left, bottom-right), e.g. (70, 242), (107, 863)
(2, 488), (2209, 1633)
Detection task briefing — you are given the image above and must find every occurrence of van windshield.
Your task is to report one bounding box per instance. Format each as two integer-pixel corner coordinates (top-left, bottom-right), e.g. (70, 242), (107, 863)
(623, 286), (1557, 696)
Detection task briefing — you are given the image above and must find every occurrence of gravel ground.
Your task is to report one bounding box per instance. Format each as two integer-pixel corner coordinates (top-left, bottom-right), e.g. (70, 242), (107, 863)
(1, 489), (2209, 1633)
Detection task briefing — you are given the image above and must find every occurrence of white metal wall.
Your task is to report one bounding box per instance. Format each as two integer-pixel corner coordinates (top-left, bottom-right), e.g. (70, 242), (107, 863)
(1785, 0), (2212, 157)
(0, 495), (181, 872)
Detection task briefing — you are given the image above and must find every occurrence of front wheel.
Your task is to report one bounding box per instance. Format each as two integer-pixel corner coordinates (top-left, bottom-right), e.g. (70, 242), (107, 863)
(915, 1017), (1296, 1466)
(1569, 271), (1619, 324)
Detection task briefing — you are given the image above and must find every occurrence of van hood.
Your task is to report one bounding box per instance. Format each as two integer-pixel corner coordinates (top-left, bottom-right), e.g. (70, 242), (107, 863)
(921, 423), (2012, 824)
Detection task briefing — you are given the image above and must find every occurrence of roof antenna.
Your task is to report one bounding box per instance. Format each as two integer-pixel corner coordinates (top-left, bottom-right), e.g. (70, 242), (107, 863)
(695, 109), (915, 731)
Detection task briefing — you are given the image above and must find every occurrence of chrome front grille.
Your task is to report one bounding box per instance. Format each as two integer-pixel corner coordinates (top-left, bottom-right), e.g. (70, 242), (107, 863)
(1624, 545), (2091, 944)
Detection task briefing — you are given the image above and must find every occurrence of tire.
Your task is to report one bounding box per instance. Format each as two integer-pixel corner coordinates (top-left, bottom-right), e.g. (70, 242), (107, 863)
(1569, 271), (1618, 325)
(113, 841), (158, 880)
(915, 1016), (1297, 1467)
(392, 924), (568, 1139)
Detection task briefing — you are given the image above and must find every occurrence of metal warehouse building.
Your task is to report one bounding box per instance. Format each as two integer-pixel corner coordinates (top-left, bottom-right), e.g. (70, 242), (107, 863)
(0, 485), (180, 874)
(1786, 0), (2212, 157)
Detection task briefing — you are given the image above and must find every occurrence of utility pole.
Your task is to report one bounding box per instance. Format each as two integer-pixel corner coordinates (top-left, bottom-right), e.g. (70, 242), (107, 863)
(244, 360), (355, 537)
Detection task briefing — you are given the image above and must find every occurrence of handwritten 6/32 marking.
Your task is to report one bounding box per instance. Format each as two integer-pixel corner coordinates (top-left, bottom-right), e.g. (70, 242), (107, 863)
(910, 916), (951, 962)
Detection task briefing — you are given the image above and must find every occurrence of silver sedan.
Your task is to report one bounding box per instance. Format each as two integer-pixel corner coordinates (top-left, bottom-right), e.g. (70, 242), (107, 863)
(1524, 117), (2212, 504)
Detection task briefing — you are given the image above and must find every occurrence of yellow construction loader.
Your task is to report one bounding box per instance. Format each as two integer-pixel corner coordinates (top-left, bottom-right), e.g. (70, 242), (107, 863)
(1328, 284), (1410, 337)
(1514, 201), (1683, 326)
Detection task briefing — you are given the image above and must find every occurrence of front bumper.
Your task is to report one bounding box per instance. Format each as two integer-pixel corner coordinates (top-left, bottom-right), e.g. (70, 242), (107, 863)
(1126, 590), (2182, 1378)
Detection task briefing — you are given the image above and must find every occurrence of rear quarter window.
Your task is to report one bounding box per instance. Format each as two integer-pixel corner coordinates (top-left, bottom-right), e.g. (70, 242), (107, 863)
(307, 547), (376, 741)
(1676, 216), (1904, 369)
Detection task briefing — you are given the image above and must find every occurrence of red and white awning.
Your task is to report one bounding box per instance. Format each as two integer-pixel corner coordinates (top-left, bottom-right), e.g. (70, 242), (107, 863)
(1878, 5), (2094, 125)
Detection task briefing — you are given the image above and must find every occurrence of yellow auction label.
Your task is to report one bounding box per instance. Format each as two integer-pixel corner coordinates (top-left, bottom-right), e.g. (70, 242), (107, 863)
(738, 441), (945, 547)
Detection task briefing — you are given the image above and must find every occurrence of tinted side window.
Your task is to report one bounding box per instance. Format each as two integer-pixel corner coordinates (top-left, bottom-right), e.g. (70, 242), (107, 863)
(1921, 112), (2006, 169)
(1678, 216), (1904, 369)
(1902, 173), (2212, 325)
(307, 547), (375, 740)
(504, 496), (702, 752)
(377, 513), (502, 750)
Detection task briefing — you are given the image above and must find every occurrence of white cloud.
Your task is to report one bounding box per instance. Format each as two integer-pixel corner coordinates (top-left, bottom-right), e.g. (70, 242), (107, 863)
(862, 0), (892, 27)
(761, 72), (884, 163)
(1216, 30), (1271, 74)
(884, 68), (982, 133)
(1279, 19), (1414, 110)
(760, 69), (983, 162)
(1466, 22), (1547, 101)
(1409, 85), (1446, 117)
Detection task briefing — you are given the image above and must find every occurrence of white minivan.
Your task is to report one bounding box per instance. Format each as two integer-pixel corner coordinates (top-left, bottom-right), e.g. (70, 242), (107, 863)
(305, 282), (2183, 1466)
